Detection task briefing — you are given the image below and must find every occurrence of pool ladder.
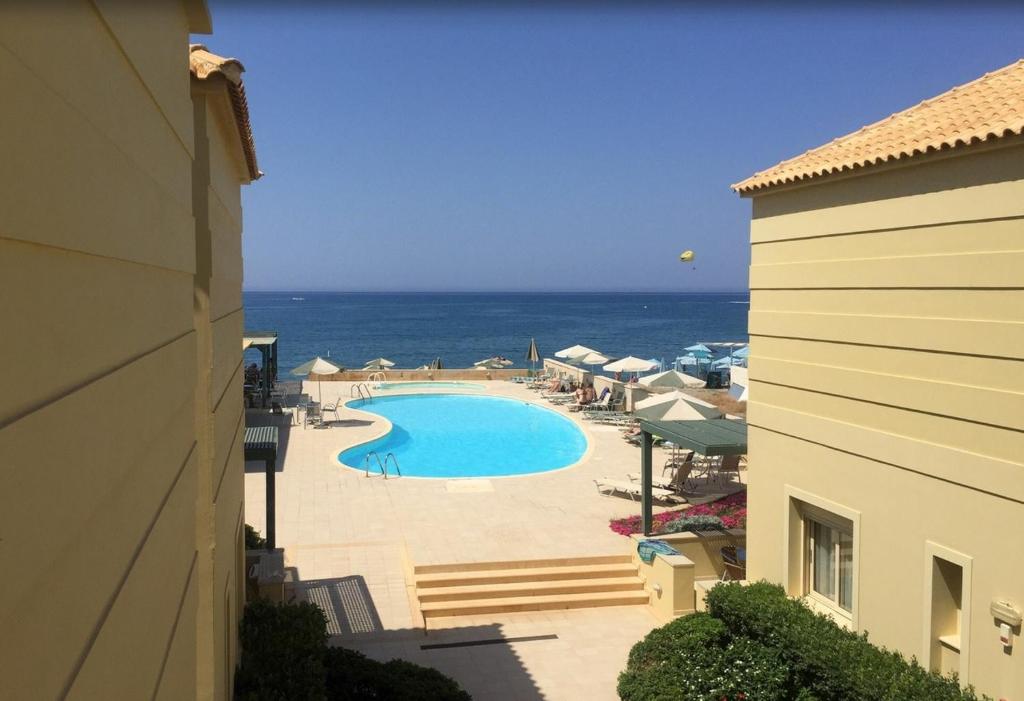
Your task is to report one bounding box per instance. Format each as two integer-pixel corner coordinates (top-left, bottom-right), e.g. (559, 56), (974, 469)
(350, 383), (373, 401)
(364, 451), (401, 479)
(368, 371), (387, 387)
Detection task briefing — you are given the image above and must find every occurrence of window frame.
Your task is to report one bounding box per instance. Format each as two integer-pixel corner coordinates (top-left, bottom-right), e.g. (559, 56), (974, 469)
(783, 486), (861, 629)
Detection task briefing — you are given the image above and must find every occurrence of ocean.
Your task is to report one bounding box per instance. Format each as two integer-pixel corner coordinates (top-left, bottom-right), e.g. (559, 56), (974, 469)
(242, 291), (749, 374)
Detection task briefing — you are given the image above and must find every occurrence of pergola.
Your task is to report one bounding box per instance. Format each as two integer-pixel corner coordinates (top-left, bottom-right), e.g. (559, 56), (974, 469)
(244, 425), (279, 549)
(243, 330), (278, 407)
(638, 418), (748, 536)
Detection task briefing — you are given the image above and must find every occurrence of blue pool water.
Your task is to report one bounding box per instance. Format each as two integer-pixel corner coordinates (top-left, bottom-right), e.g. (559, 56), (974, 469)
(338, 394), (588, 478)
(377, 381), (485, 391)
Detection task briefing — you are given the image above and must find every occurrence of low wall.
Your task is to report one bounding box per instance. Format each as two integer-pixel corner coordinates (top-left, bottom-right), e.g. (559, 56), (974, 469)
(310, 368), (524, 381)
(543, 358), (589, 382)
(628, 529), (746, 620)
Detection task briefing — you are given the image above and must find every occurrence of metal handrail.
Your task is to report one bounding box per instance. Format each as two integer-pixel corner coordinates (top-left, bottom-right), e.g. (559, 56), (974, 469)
(349, 383), (373, 401)
(363, 451), (401, 479)
(363, 451), (385, 477)
(383, 453), (401, 478)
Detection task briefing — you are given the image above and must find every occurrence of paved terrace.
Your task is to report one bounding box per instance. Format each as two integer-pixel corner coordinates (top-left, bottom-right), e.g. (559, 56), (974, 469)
(244, 380), (743, 700)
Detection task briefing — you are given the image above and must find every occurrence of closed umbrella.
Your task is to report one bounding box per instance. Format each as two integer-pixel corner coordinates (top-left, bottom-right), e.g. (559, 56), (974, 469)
(526, 338), (540, 376)
(638, 369), (705, 390)
(290, 356), (341, 403)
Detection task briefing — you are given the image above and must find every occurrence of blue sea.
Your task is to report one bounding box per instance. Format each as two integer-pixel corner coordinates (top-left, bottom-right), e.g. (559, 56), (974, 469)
(243, 291), (749, 374)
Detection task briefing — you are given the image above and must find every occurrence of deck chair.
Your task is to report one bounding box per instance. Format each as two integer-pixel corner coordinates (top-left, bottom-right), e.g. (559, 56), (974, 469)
(715, 454), (743, 484)
(321, 398), (341, 424)
(593, 478), (678, 503)
(721, 546), (747, 581)
(627, 457), (696, 497)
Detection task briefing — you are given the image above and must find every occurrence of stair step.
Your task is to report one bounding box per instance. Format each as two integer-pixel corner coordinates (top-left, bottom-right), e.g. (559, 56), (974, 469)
(417, 577), (644, 602)
(413, 554), (631, 575)
(420, 590), (650, 618)
(415, 563), (639, 588)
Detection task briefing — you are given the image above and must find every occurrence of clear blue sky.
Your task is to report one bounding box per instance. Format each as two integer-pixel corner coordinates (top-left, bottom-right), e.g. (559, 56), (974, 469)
(200, 2), (1024, 292)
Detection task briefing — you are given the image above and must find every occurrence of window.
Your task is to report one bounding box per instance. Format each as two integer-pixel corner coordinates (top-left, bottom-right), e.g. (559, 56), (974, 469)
(783, 487), (860, 627)
(806, 513), (854, 613)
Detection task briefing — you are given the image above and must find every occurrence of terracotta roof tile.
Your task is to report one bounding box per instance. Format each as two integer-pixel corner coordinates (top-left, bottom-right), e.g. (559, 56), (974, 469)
(189, 44), (261, 181)
(733, 58), (1024, 194)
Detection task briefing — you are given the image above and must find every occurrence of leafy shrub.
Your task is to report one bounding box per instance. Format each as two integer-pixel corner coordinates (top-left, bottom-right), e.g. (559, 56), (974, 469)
(245, 524), (267, 550)
(618, 613), (794, 701)
(705, 582), (982, 701)
(235, 600), (471, 700)
(236, 599), (328, 700)
(620, 582), (984, 701)
(325, 648), (471, 700)
(662, 514), (725, 533)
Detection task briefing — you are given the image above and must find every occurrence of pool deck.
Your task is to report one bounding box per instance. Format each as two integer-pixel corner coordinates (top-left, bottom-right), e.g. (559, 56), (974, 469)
(244, 380), (743, 700)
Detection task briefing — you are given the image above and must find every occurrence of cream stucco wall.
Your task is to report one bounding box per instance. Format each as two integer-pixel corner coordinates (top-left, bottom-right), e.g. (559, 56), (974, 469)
(0, 3), (250, 699)
(743, 141), (1024, 700)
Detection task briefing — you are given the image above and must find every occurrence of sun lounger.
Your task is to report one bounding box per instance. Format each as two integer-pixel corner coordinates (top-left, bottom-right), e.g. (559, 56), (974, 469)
(593, 478), (680, 502)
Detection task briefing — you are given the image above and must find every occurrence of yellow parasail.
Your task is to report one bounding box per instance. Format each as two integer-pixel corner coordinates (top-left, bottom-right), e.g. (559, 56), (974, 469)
(679, 250), (695, 263)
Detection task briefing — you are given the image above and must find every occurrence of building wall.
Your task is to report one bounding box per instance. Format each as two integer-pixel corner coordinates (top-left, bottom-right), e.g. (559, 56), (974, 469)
(744, 141), (1024, 700)
(0, 3), (247, 699)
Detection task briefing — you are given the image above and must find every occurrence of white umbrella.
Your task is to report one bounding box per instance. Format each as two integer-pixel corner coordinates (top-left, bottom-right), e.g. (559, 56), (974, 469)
(639, 369), (705, 390)
(578, 351), (610, 378)
(635, 398), (717, 422)
(635, 391), (723, 420)
(290, 356), (341, 403)
(603, 356), (658, 374)
(636, 391), (721, 414)
(474, 356), (513, 369)
(555, 344), (597, 360)
(363, 357), (395, 370)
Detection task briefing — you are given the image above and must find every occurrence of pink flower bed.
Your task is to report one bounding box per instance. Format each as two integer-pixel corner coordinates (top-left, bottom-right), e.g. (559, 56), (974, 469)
(608, 490), (747, 535)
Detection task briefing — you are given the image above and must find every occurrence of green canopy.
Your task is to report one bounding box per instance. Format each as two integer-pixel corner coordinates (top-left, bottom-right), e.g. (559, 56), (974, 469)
(640, 418), (747, 456)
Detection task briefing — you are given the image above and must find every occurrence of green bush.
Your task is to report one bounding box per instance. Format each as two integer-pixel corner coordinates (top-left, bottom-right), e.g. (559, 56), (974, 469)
(235, 599), (328, 700)
(706, 582), (981, 701)
(619, 582), (985, 701)
(618, 613), (794, 701)
(235, 599), (471, 700)
(662, 514), (725, 534)
(245, 524), (267, 550)
(324, 647), (471, 701)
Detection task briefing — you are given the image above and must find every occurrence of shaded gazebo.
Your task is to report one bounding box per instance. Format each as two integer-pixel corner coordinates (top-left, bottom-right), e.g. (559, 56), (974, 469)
(637, 418), (748, 535)
(243, 330), (278, 407)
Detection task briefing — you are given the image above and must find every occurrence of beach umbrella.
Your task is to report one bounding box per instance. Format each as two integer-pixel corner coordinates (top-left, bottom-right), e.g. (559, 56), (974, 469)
(555, 344), (597, 360)
(685, 343), (713, 356)
(635, 399), (710, 422)
(733, 345), (749, 358)
(474, 356), (513, 369)
(290, 356), (341, 403)
(639, 369), (705, 390)
(645, 358), (665, 373)
(526, 338), (540, 375)
(363, 357), (395, 371)
(579, 351), (610, 378)
(603, 356), (657, 379)
(635, 391), (722, 420)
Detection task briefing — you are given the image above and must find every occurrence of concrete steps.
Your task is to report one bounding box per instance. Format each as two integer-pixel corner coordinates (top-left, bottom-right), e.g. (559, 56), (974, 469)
(413, 555), (648, 619)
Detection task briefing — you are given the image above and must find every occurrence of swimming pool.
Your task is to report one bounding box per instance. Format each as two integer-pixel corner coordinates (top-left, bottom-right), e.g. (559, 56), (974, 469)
(339, 394), (588, 478)
(376, 381), (485, 391)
